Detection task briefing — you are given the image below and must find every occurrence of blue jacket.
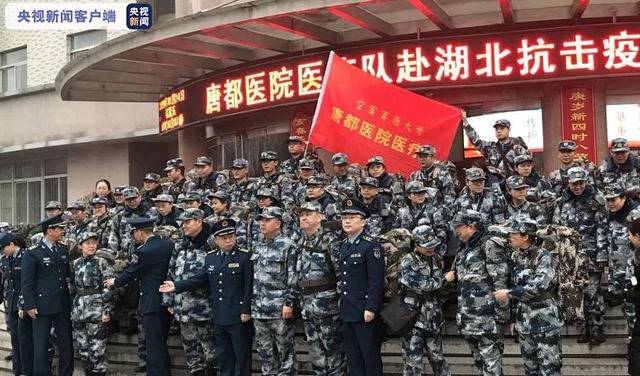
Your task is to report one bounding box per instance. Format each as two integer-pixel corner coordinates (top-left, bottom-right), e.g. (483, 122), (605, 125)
(21, 241), (72, 315)
(176, 247), (252, 326)
(115, 236), (173, 314)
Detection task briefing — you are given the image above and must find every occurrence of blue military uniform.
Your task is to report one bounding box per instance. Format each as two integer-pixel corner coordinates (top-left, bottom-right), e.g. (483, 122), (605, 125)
(20, 214), (74, 376)
(113, 217), (173, 376)
(175, 219), (254, 376)
(0, 232), (33, 376)
(337, 199), (385, 376)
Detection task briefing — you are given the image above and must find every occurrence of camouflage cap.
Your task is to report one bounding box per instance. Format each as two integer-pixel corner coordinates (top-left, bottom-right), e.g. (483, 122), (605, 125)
(207, 190), (229, 202)
(77, 231), (98, 245)
(182, 191), (203, 202)
(45, 200), (62, 210)
(67, 201), (86, 211)
(287, 135), (304, 144)
(451, 209), (483, 227)
(507, 215), (538, 235)
(465, 167), (486, 181)
(341, 198), (370, 218)
(211, 218), (237, 237)
(255, 187), (277, 200)
(306, 175), (325, 187)
(412, 225), (441, 249)
(298, 158), (315, 170)
(178, 208), (204, 221)
(405, 180), (428, 194)
(143, 173), (161, 182)
(567, 167), (588, 183)
(260, 151), (278, 161)
(231, 158), (249, 169)
(113, 185), (127, 195)
(415, 145), (436, 156)
(194, 156), (213, 166)
(123, 186), (140, 199)
(90, 197), (108, 206)
(257, 206), (284, 220)
(152, 194), (174, 204)
(332, 153), (348, 165)
(164, 157), (184, 171)
(359, 176), (379, 188)
(604, 183), (626, 199)
(611, 138), (630, 152)
(300, 201), (322, 213)
(176, 193), (186, 203)
(558, 140), (577, 151)
(493, 119), (511, 128)
(513, 153), (534, 166)
(367, 156), (385, 166)
(506, 175), (529, 190)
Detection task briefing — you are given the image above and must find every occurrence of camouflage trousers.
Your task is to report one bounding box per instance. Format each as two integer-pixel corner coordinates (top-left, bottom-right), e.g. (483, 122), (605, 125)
(254, 318), (296, 376)
(518, 329), (562, 376)
(137, 310), (147, 367)
(463, 333), (503, 376)
(624, 301), (637, 337)
(72, 321), (108, 373)
(180, 320), (216, 373)
(302, 314), (346, 376)
(584, 272), (605, 327)
(401, 327), (451, 376)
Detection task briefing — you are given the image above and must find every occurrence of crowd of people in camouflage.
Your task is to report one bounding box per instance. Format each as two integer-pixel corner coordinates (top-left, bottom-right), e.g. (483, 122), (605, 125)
(3, 111), (640, 376)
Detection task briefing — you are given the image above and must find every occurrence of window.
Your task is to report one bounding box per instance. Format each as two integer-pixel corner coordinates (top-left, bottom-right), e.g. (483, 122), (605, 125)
(0, 159), (67, 224)
(69, 30), (106, 60)
(0, 47), (27, 93)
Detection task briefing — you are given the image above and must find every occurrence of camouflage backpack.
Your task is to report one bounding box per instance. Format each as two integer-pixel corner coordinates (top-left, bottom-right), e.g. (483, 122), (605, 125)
(379, 228), (414, 301)
(535, 225), (589, 325)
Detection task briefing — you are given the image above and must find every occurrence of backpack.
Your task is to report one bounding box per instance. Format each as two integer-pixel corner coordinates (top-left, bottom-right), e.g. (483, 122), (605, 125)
(535, 225), (589, 325)
(378, 228), (414, 301)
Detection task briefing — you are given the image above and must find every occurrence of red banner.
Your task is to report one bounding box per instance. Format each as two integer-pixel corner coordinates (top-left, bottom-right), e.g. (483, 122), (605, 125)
(309, 52), (462, 177)
(290, 112), (312, 141)
(560, 84), (597, 163)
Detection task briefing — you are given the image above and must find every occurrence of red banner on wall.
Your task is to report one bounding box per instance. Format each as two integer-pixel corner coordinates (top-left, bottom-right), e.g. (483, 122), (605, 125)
(309, 52), (462, 177)
(560, 84), (597, 163)
(290, 112), (312, 141)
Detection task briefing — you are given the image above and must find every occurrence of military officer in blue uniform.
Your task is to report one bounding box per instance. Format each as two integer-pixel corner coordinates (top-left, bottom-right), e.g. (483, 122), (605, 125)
(1, 232), (32, 376)
(104, 217), (173, 376)
(21, 214), (74, 376)
(337, 198), (385, 376)
(161, 218), (253, 376)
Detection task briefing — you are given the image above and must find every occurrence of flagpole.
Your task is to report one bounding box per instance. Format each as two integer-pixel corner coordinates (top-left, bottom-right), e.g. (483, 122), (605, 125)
(304, 50), (336, 157)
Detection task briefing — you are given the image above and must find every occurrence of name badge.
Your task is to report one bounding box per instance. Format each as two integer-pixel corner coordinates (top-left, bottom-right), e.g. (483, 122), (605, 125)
(207, 265), (215, 272)
(227, 263), (240, 268)
(350, 253), (362, 258)
(43, 257), (51, 262)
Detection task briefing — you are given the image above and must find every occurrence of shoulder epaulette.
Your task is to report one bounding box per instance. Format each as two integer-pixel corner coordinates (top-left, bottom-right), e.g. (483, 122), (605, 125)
(28, 245), (38, 251)
(206, 250), (217, 255)
(238, 248), (249, 253)
(362, 235), (376, 242)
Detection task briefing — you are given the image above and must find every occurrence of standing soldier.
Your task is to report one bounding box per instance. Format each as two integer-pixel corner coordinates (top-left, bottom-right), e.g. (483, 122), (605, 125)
(295, 202), (347, 375)
(182, 191), (214, 218)
(88, 197), (112, 250)
(504, 176), (547, 226)
(165, 209), (216, 376)
(21, 214), (75, 376)
(553, 167), (607, 345)
(596, 138), (640, 194)
(70, 232), (116, 376)
(598, 183), (640, 334)
(160, 219), (253, 376)
(165, 158), (190, 202)
(254, 151), (295, 209)
(495, 217), (563, 376)
(454, 168), (507, 226)
(513, 153), (555, 201)
(399, 225), (451, 376)
(110, 186), (127, 216)
(409, 145), (458, 209)
(366, 156), (404, 205)
(292, 159), (317, 206)
(280, 136), (307, 175)
(305, 176), (341, 223)
(548, 141), (596, 196)
(328, 153), (359, 200)
(462, 113), (528, 177)
(142, 173), (163, 207)
(226, 158), (256, 207)
(445, 210), (503, 376)
(104, 217), (174, 376)
(358, 177), (396, 238)
(205, 190), (247, 249)
(44, 200), (64, 218)
(67, 201), (92, 259)
(337, 199), (385, 376)
(154, 194), (183, 228)
(187, 156), (228, 194)
(250, 206), (298, 376)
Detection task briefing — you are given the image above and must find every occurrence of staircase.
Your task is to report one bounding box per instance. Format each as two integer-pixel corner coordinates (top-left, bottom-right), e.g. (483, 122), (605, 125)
(0, 304), (629, 375)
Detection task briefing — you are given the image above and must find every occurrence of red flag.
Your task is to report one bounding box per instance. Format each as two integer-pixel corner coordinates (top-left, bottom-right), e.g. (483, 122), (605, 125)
(309, 51), (462, 177)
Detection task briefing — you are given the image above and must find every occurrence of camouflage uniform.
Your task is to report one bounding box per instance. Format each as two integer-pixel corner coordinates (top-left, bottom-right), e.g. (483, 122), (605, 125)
(598, 184), (640, 334)
(304, 176), (341, 224)
(328, 153), (359, 200)
(253, 151), (295, 209)
(295, 207), (347, 376)
(399, 226), (451, 376)
(89, 215), (112, 251)
(227, 159), (258, 208)
(251, 208), (298, 376)
(70, 234), (116, 374)
(186, 156), (228, 194)
(451, 210), (503, 376)
(362, 196), (395, 238)
(454, 171), (507, 226)
(164, 158), (190, 201)
(548, 141), (596, 197)
(366, 156), (405, 206)
(596, 138), (640, 195)
(507, 219), (563, 376)
(552, 168), (607, 339)
(504, 176), (548, 227)
(463, 118), (528, 177)
(67, 202), (93, 259)
(165, 209), (216, 374)
(410, 145), (458, 209)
